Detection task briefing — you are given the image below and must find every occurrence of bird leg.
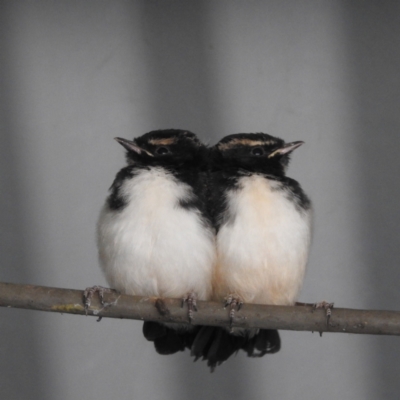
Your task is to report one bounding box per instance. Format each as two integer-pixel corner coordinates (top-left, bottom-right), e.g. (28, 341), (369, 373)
(182, 292), (198, 323)
(313, 301), (334, 326)
(224, 294), (244, 332)
(83, 285), (117, 316)
(295, 301), (334, 326)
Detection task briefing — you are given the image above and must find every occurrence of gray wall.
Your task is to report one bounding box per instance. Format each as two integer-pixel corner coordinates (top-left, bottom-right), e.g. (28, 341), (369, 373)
(1, 1), (400, 399)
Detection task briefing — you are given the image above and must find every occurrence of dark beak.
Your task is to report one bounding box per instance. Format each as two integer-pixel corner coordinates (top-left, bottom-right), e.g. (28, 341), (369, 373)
(268, 141), (304, 158)
(114, 137), (153, 157)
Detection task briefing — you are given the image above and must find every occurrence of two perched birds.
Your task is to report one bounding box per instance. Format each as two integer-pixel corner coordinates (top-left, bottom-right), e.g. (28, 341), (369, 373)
(93, 129), (312, 370)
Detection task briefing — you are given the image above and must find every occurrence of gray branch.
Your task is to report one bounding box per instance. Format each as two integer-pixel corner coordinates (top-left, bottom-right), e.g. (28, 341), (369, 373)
(0, 282), (399, 336)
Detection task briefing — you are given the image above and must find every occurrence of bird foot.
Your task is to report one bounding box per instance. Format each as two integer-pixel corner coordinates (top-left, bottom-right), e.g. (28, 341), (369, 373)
(313, 301), (334, 327)
(182, 292), (198, 323)
(83, 285), (116, 317)
(224, 294), (244, 332)
(295, 300), (334, 333)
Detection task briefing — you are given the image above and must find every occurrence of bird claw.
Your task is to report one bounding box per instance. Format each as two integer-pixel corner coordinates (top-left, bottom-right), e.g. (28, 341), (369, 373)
(313, 301), (334, 326)
(83, 285), (116, 316)
(224, 294), (244, 331)
(182, 292), (198, 323)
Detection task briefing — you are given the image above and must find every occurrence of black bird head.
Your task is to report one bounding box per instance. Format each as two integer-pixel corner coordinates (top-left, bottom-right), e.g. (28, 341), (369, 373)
(115, 129), (206, 169)
(108, 129), (208, 210)
(212, 133), (304, 176)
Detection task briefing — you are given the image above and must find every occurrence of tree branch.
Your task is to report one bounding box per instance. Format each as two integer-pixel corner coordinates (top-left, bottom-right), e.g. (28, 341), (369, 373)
(0, 282), (399, 335)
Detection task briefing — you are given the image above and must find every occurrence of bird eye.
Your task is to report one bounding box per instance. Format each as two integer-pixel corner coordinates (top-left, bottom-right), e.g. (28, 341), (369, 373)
(155, 146), (170, 155)
(251, 147), (264, 156)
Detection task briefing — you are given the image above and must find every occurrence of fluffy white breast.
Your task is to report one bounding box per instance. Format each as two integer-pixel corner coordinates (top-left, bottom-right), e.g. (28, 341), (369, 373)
(214, 174), (311, 305)
(97, 167), (215, 300)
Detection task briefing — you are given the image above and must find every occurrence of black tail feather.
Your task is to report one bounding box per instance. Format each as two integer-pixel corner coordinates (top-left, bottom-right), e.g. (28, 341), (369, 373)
(143, 322), (281, 368)
(191, 325), (216, 361)
(142, 321), (199, 355)
(206, 328), (247, 371)
(191, 327), (281, 370)
(142, 321), (167, 341)
(242, 329), (281, 357)
(153, 328), (187, 355)
(191, 326), (249, 371)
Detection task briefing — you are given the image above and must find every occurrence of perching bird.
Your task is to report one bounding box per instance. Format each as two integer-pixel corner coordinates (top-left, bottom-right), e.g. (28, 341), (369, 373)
(192, 132), (312, 369)
(94, 129), (215, 355)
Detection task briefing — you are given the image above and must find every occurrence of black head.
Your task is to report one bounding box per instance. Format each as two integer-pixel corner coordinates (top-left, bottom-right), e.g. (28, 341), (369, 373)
(213, 133), (304, 176)
(115, 129), (206, 168)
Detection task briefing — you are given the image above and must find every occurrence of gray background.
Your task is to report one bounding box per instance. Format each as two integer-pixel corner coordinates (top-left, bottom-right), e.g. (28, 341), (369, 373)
(1, 1), (400, 399)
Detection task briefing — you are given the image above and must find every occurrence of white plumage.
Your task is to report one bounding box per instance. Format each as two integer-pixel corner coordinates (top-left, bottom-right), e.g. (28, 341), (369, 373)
(214, 174), (311, 306)
(97, 167), (215, 301)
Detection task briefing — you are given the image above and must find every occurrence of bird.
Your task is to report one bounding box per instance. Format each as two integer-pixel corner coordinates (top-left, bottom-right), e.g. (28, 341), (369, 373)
(90, 129), (215, 355)
(191, 132), (312, 370)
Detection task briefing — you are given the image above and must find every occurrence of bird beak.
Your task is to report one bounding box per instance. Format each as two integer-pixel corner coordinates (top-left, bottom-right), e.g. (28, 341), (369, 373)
(268, 141), (304, 158)
(114, 137), (154, 157)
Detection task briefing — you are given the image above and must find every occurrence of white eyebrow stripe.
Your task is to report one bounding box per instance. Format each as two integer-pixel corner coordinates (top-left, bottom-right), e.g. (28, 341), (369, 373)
(218, 138), (276, 150)
(148, 138), (178, 145)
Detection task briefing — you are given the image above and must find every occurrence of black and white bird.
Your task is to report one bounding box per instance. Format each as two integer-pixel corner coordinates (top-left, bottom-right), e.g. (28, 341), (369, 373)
(192, 132), (312, 369)
(95, 129), (215, 354)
